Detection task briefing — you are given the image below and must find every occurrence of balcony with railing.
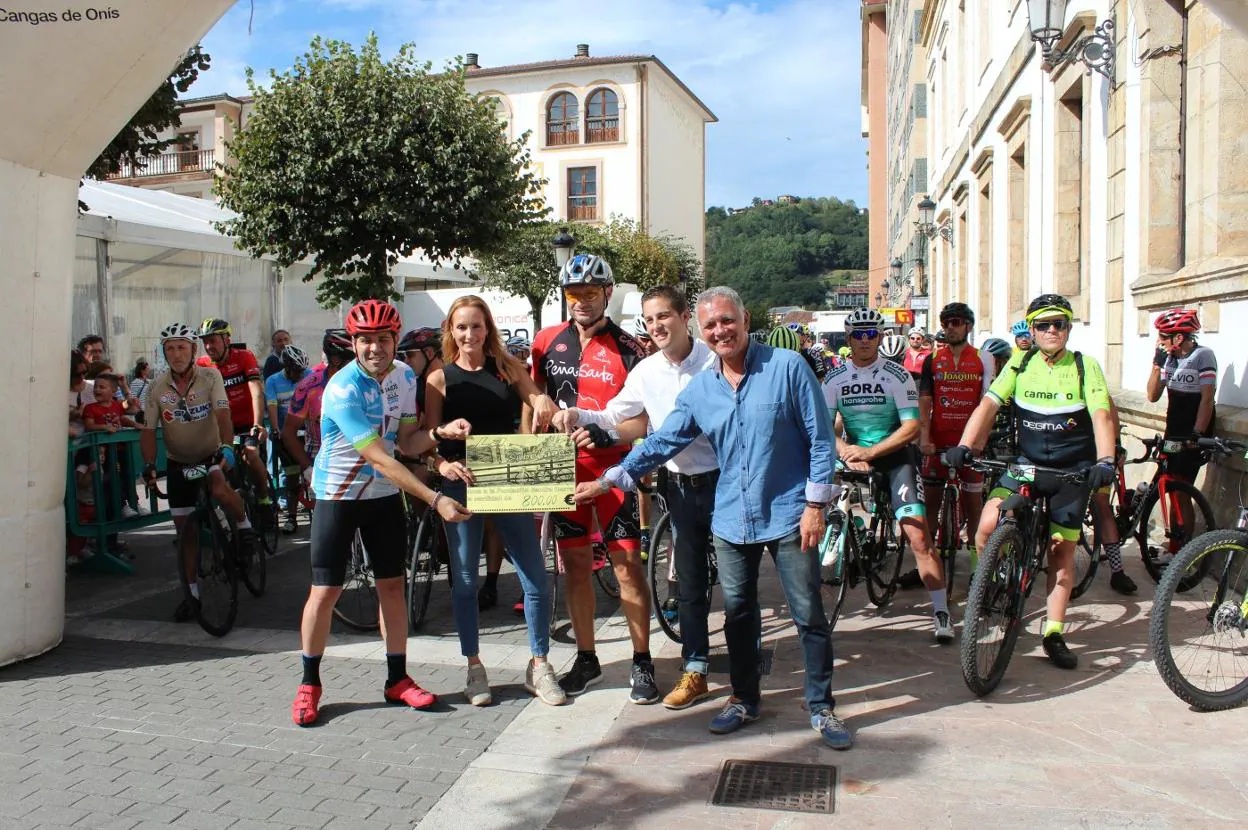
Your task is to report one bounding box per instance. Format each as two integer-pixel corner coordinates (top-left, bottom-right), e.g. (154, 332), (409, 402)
(567, 196), (598, 222)
(107, 148), (215, 180)
(586, 117), (620, 143)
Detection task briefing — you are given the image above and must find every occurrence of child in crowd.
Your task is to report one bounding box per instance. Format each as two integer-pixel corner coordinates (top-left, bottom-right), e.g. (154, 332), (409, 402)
(82, 371), (145, 527)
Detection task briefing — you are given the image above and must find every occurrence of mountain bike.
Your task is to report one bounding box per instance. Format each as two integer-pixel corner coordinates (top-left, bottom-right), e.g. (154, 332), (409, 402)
(1149, 436), (1248, 710)
(821, 465), (908, 631)
(960, 458), (1090, 696)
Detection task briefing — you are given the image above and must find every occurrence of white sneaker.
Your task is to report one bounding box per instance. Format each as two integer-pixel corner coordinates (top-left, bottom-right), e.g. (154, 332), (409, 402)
(934, 611), (954, 644)
(120, 504), (139, 519)
(465, 663), (492, 706)
(524, 660), (567, 706)
(136, 501), (151, 516)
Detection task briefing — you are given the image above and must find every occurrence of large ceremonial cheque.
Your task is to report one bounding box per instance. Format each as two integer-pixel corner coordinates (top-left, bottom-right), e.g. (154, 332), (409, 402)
(465, 434), (576, 512)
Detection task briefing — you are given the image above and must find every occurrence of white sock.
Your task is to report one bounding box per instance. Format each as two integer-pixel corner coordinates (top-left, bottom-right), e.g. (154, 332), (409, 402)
(189, 583), (200, 599)
(930, 589), (948, 615)
(237, 518), (252, 530)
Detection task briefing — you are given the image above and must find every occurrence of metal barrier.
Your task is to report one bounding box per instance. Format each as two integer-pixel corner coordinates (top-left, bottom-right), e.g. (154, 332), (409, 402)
(65, 430), (170, 575)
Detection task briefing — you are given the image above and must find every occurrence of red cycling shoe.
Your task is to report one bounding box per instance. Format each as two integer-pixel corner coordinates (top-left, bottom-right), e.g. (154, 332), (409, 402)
(384, 677), (437, 710)
(292, 684), (322, 726)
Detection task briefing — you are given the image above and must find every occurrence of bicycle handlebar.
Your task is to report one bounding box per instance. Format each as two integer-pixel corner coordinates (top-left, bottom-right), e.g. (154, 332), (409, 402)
(967, 457), (1088, 484)
(1196, 436), (1248, 456)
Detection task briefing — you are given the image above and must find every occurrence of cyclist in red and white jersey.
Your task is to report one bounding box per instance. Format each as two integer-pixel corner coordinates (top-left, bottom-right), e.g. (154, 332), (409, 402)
(531, 254), (655, 701)
(196, 318), (272, 507)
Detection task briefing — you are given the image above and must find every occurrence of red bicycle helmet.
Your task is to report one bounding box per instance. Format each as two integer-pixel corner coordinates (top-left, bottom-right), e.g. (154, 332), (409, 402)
(1154, 308), (1200, 335)
(345, 300), (402, 335)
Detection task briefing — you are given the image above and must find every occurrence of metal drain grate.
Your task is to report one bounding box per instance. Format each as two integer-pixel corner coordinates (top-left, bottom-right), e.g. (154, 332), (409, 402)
(707, 647), (773, 676)
(710, 759), (836, 814)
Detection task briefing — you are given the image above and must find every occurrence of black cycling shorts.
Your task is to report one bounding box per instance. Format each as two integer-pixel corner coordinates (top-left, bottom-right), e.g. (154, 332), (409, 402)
(1165, 448), (1206, 483)
(167, 456), (221, 513)
(871, 446), (926, 521)
(310, 494), (407, 586)
(988, 457), (1092, 542)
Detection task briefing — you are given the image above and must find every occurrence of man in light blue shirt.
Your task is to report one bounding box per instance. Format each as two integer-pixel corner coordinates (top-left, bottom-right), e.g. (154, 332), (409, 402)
(575, 286), (852, 751)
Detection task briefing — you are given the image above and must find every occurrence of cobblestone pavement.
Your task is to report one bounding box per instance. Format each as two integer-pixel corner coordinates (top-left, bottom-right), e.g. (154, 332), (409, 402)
(1, 520), (617, 829)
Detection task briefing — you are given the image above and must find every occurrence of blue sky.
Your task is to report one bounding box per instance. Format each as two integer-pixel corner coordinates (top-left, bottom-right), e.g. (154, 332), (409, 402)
(198, 0), (867, 208)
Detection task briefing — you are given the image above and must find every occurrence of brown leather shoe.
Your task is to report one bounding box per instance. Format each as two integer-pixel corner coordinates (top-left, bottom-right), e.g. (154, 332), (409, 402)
(662, 671), (711, 710)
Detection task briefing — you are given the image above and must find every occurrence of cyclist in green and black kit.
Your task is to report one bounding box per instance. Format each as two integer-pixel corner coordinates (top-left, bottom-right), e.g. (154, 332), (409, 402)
(948, 294), (1118, 669)
(823, 308), (953, 643)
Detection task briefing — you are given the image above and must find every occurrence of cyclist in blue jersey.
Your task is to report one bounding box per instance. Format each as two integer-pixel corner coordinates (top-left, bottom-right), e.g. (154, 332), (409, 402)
(266, 344), (312, 534)
(292, 300), (472, 727)
(823, 308), (953, 643)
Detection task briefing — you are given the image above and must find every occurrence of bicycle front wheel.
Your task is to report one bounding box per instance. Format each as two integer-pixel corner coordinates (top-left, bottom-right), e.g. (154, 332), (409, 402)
(648, 513), (680, 643)
(180, 509), (238, 638)
(540, 513), (560, 636)
(960, 521), (1027, 696)
(333, 532), (380, 631)
(937, 486), (958, 598)
(407, 509), (437, 632)
(594, 542), (621, 598)
(865, 515), (906, 608)
(1137, 480), (1216, 590)
(245, 467), (280, 558)
(1071, 504), (1099, 601)
(1150, 530), (1248, 711)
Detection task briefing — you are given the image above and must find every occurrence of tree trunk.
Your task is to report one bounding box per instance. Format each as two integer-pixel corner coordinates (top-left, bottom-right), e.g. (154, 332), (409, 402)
(529, 295), (543, 333)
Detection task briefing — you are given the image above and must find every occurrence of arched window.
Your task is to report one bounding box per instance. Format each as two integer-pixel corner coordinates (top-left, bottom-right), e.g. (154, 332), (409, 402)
(546, 91), (579, 146)
(585, 88), (619, 143)
(487, 95), (511, 137)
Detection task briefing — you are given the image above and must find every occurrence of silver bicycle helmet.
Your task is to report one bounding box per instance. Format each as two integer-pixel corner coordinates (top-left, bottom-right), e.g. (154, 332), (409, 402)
(845, 307), (886, 331)
(159, 322), (198, 344)
(559, 253), (614, 287)
(281, 344), (310, 370)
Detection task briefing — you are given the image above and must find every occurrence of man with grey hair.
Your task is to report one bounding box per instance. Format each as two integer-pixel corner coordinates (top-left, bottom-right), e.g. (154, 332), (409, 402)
(574, 286), (852, 750)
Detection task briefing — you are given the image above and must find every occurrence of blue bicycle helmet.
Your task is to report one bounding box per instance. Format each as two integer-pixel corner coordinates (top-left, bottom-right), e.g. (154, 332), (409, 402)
(1011, 320), (1030, 337)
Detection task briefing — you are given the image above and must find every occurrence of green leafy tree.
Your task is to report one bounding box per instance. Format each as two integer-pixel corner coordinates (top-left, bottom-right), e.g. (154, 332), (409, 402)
(475, 216), (700, 330)
(86, 46), (212, 181)
(216, 34), (546, 307)
(705, 197), (868, 311)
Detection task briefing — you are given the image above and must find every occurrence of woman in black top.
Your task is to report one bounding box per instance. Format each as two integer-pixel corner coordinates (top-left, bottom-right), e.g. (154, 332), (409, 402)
(423, 295), (564, 707)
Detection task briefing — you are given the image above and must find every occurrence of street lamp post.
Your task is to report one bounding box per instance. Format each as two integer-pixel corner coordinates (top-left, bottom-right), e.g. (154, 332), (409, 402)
(552, 228), (577, 322)
(1026, 0), (1116, 83)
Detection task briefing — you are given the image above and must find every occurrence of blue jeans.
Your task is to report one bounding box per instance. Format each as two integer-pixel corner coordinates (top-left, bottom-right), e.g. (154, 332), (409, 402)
(714, 530), (834, 712)
(666, 471), (717, 675)
(442, 481), (550, 658)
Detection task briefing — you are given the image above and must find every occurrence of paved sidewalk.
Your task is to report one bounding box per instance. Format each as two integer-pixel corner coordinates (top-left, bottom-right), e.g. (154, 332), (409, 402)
(5, 523), (1248, 829)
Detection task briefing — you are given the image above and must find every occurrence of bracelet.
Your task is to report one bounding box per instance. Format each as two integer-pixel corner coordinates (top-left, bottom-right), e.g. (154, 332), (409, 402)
(430, 491), (443, 512)
(805, 501), (827, 510)
(429, 426), (441, 442)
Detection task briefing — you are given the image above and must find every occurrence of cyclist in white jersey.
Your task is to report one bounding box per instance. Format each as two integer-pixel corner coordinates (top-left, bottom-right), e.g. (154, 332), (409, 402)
(292, 300), (472, 728)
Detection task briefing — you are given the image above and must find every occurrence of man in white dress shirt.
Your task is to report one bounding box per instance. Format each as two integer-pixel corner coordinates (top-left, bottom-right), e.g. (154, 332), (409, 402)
(552, 285), (720, 710)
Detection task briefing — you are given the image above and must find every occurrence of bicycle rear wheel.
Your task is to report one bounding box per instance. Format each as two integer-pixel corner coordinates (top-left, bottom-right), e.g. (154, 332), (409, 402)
(1150, 530), (1248, 711)
(179, 508), (238, 638)
(1137, 480), (1215, 591)
(648, 513), (680, 643)
(407, 509), (437, 632)
(960, 520), (1027, 696)
(334, 532), (380, 631)
(540, 513), (560, 636)
(865, 514), (906, 608)
(1071, 503), (1099, 601)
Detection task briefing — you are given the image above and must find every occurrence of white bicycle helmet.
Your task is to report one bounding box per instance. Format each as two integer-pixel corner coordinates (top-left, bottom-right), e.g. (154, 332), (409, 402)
(880, 334), (906, 359)
(559, 253), (614, 287)
(281, 344), (310, 370)
(630, 316), (651, 340)
(845, 307), (886, 331)
(159, 322), (198, 344)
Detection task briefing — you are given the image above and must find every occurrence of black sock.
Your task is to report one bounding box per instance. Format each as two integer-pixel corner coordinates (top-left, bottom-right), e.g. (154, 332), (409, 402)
(484, 572), (499, 589)
(577, 649), (598, 664)
(301, 654), (322, 687)
(633, 651), (652, 665)
(385, 653), (406, 688)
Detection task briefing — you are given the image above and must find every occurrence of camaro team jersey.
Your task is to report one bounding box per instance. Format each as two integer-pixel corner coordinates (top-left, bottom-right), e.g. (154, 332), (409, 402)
(1160, 345), (1217, 438)
(823, 357), (920, 448)
(531, 319), (647, 461)
(313, 360), (419, 500)
(288, 364), (329, 457)
(197, 346), (261, 430)
(987, 349), (1111, 467)
(918, 345), (995, 448)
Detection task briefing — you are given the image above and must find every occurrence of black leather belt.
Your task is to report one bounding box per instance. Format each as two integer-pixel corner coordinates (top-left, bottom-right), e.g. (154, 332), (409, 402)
(672, 470), (719, 488)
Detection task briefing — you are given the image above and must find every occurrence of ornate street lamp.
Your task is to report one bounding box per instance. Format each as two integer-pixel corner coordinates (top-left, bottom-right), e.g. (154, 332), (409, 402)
(1027, 0), (1116, 82)
(553, 228), (578, 321)
(915, 195), (954, 247)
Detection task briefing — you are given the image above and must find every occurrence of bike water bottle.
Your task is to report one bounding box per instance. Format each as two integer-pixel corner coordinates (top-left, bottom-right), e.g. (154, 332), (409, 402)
(820, 509), (844, 568)
(1129, 481), (1148, 513)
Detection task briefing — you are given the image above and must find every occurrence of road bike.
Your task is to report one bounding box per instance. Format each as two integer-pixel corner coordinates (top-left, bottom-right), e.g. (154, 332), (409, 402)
(821, 465), (908, 631)
(925, 455), (966, 599)
(332, 531), (380, 631)
(230, 434), (279, 562)
(1149, 436), (1248, 710)
(960, 458), (1089, 696)
(646, 487), (719, 644)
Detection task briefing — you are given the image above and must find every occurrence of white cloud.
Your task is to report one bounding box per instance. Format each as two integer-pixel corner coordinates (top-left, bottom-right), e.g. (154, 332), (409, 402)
(197, 0), (867, 206)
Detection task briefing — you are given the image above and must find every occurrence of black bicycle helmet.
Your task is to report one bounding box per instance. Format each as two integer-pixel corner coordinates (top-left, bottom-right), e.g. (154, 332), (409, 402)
(939, 302), (975, 325)
(322, 328), (353, 360)
(1026, 293), (1073, 322)
(198, 318), (232, 337)
(399, 327), (442, 354)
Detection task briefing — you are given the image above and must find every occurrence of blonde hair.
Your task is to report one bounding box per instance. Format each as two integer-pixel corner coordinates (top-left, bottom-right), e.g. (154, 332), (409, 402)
(443, 295), (529, 386)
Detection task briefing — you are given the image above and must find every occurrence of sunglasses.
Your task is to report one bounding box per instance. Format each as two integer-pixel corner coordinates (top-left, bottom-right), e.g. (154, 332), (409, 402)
(1032, 319), (1070, 332)
(564, 288), (603, 303)
(941, 317), (968, 327)
(850, 329), (880, 341)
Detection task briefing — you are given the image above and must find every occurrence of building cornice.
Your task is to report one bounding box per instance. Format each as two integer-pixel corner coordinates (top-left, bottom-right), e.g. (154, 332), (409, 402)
(919, 0), (945, 48)
(1131, 256), (1248, 309)
(997, 95), (1032, 142)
